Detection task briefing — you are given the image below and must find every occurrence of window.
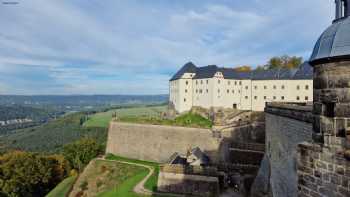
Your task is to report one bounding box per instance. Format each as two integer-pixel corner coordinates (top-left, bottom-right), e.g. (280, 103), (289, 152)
(232, 90), (234, 94)
(199, 89), (202, 93)
(264, 96), (267, 100)
(218, 80), (220, 84)
(206, 89), (208, 93)
(196, 89), (198, 93)
(184, 98), (186, 102)
(281, 85), (285, 89)
(264, 86), (267, 89)
(218, 89), (220, 93)
(281, 96), (285, 100)
(297, 96), (300, 100)
(196, 80), (198, 85)
(273, 85), (276, 89)
(273, 96), (276, 100)
(201, 80), (203, 84)
(228, 81), (231, 85)
(235, 81), (237, 85)
(185, 89), (187, 93)
(245, 86), (248, 90)
(238, 90), (241, 93)
(186, 81), (188, 85)
(305, 85), (309, 90)
(305, 96), (309, 101)
(239, 81), (242, 85)
(254, 96), (258, 100)
(254, 86), (257, 90)
(297, 85), (300, 90)
(227, 89), (229, 93)
(245, 96), (248, 99)
(206, 80), (209, 84)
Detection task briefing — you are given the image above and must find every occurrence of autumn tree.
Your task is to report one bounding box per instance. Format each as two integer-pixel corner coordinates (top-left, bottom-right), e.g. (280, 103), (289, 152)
(267, 55), (303, 69)
(0, 151), (69, 197)
(233, 65), (252, 72)
(62, 138), (102, 172)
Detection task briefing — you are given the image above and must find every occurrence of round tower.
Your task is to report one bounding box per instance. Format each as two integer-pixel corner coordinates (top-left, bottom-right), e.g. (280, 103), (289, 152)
(309, 0), (350, 148)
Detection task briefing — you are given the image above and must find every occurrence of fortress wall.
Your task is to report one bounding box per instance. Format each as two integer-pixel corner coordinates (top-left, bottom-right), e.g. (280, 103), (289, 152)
(106, 122), (221, 163)
(297, 141), (350, 197)
(251, 103), (314, 197)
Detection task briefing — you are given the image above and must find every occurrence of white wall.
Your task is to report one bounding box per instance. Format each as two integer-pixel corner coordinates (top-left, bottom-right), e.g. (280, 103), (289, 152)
(170, 76), (313, 113)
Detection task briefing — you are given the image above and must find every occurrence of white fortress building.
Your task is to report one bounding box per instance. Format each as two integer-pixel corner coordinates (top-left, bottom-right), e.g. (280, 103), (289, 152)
(169, 62), (313, 113)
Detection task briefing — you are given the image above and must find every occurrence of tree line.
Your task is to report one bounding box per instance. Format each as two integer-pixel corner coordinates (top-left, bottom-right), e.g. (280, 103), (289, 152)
(233, 55), (303, 72)
(0, 138), (103, 197)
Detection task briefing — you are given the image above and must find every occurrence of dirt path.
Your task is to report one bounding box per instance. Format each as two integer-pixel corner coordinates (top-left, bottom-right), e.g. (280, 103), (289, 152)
(100, 158), (184, 197)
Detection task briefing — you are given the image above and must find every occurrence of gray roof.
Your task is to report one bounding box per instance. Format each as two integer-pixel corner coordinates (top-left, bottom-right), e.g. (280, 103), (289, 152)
(170, 62), (313, 81)
(310, 17), (350, 64)
(191, 147), (209, 164)
(170, 62), (197, 81)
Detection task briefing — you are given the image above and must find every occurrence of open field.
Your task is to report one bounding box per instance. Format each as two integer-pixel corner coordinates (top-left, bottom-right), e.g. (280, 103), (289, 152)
(46, 175), (77, 197)
(84, 105), (168, 128)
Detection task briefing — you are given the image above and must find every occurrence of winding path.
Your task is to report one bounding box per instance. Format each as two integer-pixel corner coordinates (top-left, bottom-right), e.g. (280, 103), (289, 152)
(99, 158), (184, 197)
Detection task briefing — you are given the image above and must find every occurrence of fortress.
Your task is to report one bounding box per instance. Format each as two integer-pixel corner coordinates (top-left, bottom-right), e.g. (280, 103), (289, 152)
(169, 62), (313, 113)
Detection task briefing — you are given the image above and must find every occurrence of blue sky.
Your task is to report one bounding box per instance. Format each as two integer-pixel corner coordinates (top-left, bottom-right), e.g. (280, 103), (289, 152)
(0, 0), (333, 95)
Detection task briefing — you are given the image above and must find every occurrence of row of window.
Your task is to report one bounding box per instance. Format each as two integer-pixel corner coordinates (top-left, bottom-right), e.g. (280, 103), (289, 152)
(187, 80), (310, 90)
(183, 96), (309, 102)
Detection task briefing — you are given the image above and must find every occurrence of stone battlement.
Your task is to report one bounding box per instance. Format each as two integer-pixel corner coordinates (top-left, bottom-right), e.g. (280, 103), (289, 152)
(265, 102), (313, 123)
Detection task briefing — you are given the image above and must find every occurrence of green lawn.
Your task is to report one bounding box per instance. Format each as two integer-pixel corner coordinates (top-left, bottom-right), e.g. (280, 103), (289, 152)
(105, 154), (159, 192)
(84, 105), (167, 128)
(118, 112), (213, 129)
(46, 175), (77, 197)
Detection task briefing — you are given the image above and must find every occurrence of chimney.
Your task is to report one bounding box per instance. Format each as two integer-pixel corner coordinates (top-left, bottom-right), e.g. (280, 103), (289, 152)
(335, 0), (342, 19)
(346, 0), (350, 17)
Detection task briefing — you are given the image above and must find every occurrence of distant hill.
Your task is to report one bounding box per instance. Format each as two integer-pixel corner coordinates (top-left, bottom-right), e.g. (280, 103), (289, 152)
(0, 105), (58, 121)
(0, 112), (107, 153)
(0, 95), (168, 106)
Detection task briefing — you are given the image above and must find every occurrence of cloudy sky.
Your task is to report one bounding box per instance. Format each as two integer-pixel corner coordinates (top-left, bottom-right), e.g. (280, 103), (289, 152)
(0, 0), (333, 95)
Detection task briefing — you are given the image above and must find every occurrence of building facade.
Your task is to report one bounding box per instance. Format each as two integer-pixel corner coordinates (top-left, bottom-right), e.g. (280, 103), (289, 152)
(169, 62), (313, 113)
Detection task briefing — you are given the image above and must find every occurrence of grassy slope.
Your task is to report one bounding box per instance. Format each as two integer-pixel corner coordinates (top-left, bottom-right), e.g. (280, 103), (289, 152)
(105, 154), (159, 192)
(45, 175), (77, 197)
(0, 112), (107, 153)
(84, 105), (167, 128)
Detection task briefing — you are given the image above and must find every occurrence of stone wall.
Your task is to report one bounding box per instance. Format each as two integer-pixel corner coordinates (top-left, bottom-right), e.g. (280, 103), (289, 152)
(297, 141), (350, 197)
(106, 122), (221, 163)
(157, 171), (219, 197)
(264, 104), (313, 197)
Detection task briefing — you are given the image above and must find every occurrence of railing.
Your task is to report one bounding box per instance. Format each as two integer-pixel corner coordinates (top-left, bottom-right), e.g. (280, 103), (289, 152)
(160, 164), (219, 177)
(230, 142), (265, 152)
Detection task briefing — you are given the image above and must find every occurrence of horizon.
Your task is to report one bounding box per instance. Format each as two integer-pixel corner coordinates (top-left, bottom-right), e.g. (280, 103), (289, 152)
(0, 0), (333, 95)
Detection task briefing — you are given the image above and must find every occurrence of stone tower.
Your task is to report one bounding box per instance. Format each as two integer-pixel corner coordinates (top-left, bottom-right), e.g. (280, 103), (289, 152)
(309, 0), (350, 153)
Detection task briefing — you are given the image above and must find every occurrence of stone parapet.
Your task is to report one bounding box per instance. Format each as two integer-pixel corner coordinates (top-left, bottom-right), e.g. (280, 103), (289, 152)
(265, 102), (313, 123)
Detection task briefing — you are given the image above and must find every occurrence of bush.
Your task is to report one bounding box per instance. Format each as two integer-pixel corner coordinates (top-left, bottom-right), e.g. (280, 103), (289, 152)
(63, 138), (102, 172)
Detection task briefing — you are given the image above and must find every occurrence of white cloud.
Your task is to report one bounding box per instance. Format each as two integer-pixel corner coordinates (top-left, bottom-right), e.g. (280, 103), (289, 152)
(0, 0), (335, 94)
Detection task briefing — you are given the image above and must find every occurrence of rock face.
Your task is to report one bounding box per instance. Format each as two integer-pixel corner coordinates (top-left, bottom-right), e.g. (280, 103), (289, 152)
(250, 155), (272, 197)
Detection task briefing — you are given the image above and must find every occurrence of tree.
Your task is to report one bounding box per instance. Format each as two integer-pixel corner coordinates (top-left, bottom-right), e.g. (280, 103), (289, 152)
(266, 55), (303, 69)
(62, 138), (101, 172)
(0, 151), (70, 197)
(234, 65), (252, 72)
